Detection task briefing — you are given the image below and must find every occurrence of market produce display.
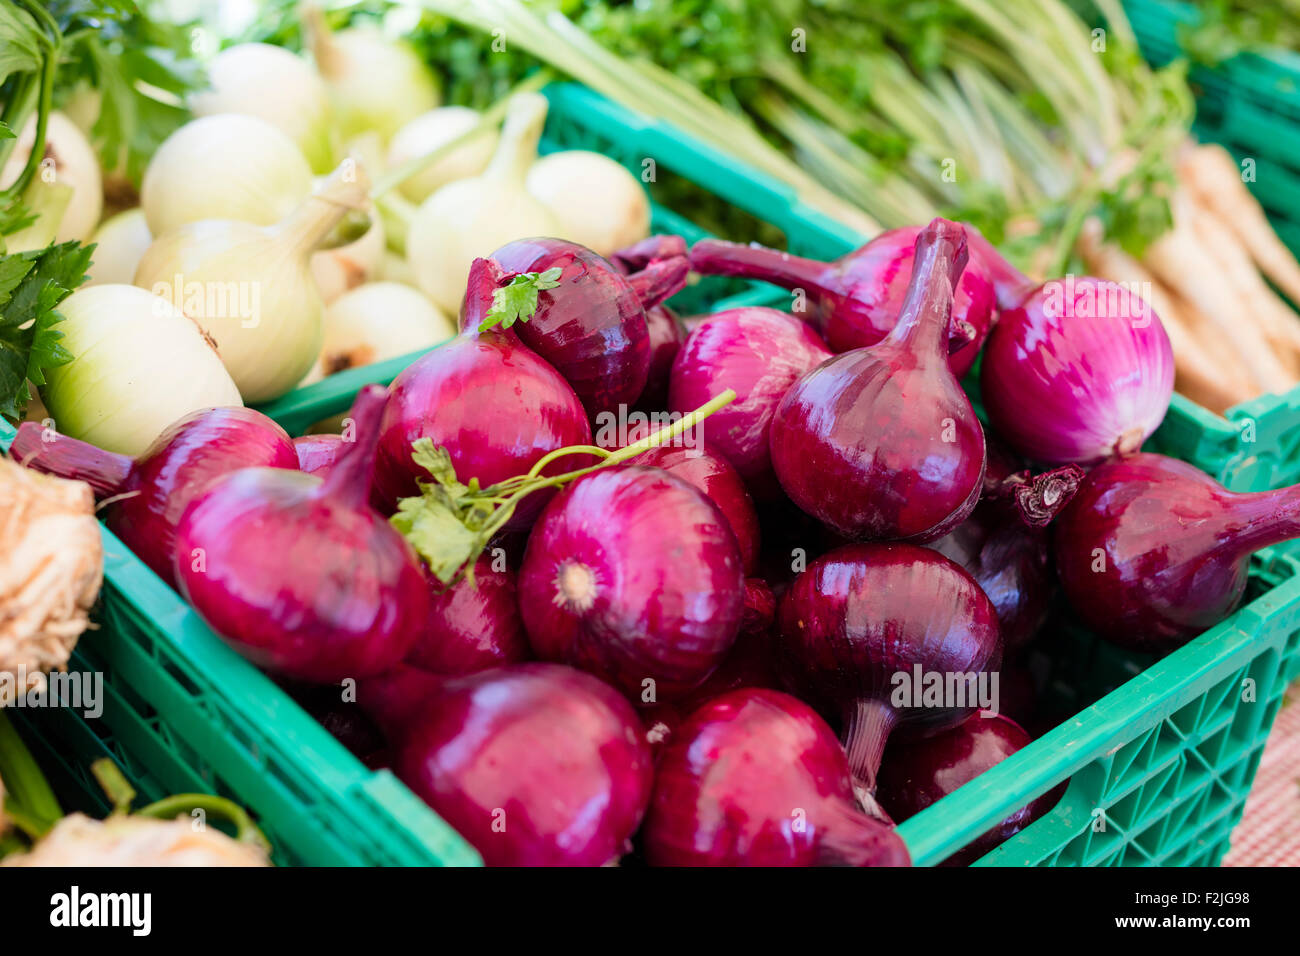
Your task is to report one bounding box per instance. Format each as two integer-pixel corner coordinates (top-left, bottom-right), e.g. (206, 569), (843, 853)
(3, 0), (1300, 871)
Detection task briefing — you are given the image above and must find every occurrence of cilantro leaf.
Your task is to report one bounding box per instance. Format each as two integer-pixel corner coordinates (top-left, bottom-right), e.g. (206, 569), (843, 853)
(478, 267), (562, 332)
(0, 240), (92, 420)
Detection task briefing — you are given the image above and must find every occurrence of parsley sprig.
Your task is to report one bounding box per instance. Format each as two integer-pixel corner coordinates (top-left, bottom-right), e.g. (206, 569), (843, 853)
(478, 267), (562, 332)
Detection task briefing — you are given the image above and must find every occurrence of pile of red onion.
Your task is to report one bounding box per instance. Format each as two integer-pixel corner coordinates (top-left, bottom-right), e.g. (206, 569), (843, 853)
(21, 214), (1300, 870)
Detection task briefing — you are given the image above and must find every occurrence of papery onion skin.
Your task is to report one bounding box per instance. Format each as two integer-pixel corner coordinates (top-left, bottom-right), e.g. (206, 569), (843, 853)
(628, 444), (760, 575)
(668, 307), (831, 498)
(518, 466), (744, 699)
(489, 238), (668, 418)
(175, 387), (428, 683)
(980, 275), (1174, 464)
(876, 710), (1059, 865)
(407, 557), (530, 676)
(293, 434), (343, 477)
(373, 258), (593, 527)
(688, 226), (996, 376)
(642, 688), (910, 867)
(390, 663), (653, 866)
(769, 219), (986, 541)
(777, 542), (1002, 796)
(1054, 452), (1300, 652)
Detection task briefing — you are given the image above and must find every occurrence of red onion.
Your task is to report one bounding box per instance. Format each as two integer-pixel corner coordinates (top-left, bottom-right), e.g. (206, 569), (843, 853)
(174, 386), (428, 683)
(629, 443), (760, 574)
(641, 577), (779, 751)
(930, 445), (1084, 652)
(379, 662), (653, 866)
(488, 236), (688, 418)
(689, 225), (995, 376)
(374, 257), (592, 527)
(288, 682), (389, 768)
(642, 688), (910, 866)
(777, 542), (1001, 808)
(668, 307), (831, 498)
(1054, 452), (1300, 652)
(612, 236), (688, 408)
(518, 465), (744, 699)
(876, 710), (1058, 865)
(293, 434), (344, 476)
(769, 218), (986, 541)
(407, 556), (530, 676)
(10, 409), (296, 586)
(972, 233), (1174, 464)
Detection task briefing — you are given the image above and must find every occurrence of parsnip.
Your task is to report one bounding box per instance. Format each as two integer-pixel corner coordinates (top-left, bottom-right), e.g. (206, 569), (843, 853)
(1179, 143), (1300, 307)
(1142, 193), (1296, 394)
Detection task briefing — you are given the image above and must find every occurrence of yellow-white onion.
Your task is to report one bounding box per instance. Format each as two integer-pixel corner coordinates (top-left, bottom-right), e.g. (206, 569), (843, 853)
(191, 43), (336, 174)
(526, 150), (651, 258)
(386, 106), (498, 203)
(407, 93), (560, 314)
(310, 206), (386, 304)
(140, 114), (314, 237)
(0, 112), (103, 243)
(306, 10), (439, 144)
(301, 281), (455, 385)
(134, 161), (370, 403)
(40, 285), (242, 457)
(86, 209), (152, 287)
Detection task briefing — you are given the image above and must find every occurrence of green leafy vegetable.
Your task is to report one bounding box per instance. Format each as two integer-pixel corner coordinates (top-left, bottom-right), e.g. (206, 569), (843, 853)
(479, 267), (562, 332)
(0, 240), (92, 420)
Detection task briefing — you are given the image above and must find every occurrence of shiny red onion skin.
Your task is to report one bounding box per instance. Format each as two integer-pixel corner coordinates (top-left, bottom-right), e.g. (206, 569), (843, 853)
(294, 434), (344, 477)
(769, 219), (986, 541)
(629, 444), (761, 574)
(490, 238), (687, 418)
(407, 557), (530, 676)
(688, 227), (995, 377)
(930, 506), (1055, 653)
(1054, 453), (1300, 652)
(175, 469), (429, 682)
(391, 663), (653, 866)
(12, 409), (297, 587)
(668, 307), (831, 499)
(876, 710), (1058, 865)
(374, 261), (592, 527)
(642, 688), (910, 867)
(640, 304), (686, 408)
(518, 466), (744, 699)
(980, 275), (1174, 464)
(778, 542), (1001, 780)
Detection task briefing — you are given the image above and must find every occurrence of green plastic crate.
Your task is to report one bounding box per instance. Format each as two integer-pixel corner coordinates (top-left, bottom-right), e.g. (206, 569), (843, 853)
(8, 81), (1300, 868)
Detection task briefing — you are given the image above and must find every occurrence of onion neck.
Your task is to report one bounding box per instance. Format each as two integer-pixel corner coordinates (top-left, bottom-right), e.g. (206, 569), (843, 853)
(843, 697), (897, 803)
(277, 161), (372, 261)
(303, 3), (344, 80)
(817, 798), (910, 867)
(886, 217), (968, 359)
(625, 254), (689, 310)
(611, 234), (687, 272)
(9, 421), (133, 497)
(964, 225), (1038, 309)
(1222, 484), (1300, 556)
(992, 464), (1086, 528)
(688, 239), (838, 300)
(321, 384), (387, 508)
(484, 92), (547, 186)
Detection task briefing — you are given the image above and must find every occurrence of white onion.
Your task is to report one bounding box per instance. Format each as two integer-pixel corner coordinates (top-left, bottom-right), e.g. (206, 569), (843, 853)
(140, 114), (314, 237)
(302, 281), (455, 385)
(86, 209), (152, 287)
(386, 106), (498, 203)
(40, 285), (242, 457)
(190, 43), (336, 174)
(134, 161), (370, 403)
(0, 112), (103, 243)
(526, 150), (651, 257)
(307, 12), (439, 143)
(407, 93), (560, 314)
